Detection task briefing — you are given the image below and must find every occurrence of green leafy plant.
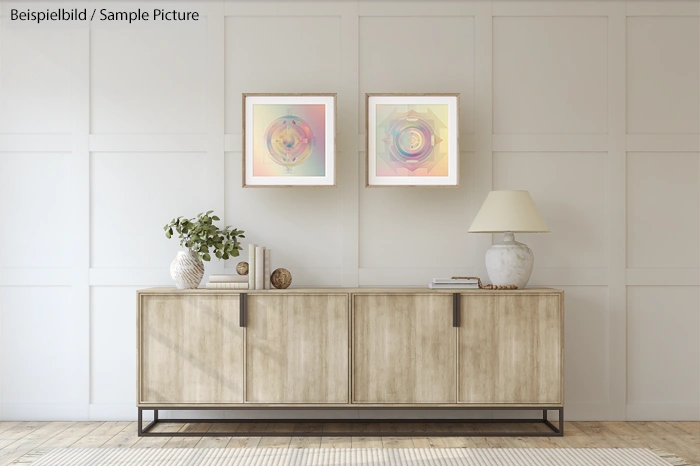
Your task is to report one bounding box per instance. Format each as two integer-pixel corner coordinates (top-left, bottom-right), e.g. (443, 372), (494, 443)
(164, 211), (245, 262)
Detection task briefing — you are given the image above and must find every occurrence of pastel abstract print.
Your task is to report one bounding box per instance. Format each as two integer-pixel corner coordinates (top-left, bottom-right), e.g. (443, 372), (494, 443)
(375, 103), (450, 177)
(253, 104), (326, 177)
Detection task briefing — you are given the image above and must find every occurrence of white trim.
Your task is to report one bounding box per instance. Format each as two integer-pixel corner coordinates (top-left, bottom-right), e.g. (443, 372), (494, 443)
(71, 24), (91, 418)
(224, 134), (242, 152)
(607, 2), (628, 421)
(492, 134), (608, 153)
(339, 3), (360, 287)
(626, 134), (700, 152)
(627, 268), (700, 286)
(89, 134), (206, 152)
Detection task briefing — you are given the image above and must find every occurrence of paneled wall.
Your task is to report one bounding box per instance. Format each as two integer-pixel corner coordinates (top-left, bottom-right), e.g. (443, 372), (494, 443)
(0, 0), (698, 422)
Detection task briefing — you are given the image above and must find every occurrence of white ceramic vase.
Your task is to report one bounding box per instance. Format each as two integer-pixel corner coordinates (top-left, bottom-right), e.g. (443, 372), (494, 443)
(170, 250), (204, 289)
(484, 232), (534, 289)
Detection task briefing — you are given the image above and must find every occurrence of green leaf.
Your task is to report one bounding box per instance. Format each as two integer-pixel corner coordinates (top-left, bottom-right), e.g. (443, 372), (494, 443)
(212, 216), (220, 221)
(203, 253), (211, 261)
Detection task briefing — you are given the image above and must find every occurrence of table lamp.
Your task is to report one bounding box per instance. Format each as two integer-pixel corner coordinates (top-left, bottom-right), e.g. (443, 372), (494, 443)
(468, 190), (549, 289)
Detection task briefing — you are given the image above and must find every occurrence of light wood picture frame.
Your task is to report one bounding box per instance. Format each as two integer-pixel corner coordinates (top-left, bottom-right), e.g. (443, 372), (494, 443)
(365, 93), (460, 187)
(243, 93), (337, 187)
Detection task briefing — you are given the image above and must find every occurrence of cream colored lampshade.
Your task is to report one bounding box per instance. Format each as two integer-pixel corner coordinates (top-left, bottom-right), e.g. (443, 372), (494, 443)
(469, 190), (549, 233)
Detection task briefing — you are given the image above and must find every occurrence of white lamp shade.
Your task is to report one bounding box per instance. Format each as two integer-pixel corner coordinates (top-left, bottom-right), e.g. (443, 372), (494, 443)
(469, 190), (549, 233)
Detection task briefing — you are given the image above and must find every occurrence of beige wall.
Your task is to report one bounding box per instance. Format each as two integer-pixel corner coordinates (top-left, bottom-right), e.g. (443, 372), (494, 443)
(0, 0), (698, 421)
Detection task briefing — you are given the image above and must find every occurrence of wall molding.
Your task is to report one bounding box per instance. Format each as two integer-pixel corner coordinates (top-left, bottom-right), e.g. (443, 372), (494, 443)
(626, 134), (700, 152)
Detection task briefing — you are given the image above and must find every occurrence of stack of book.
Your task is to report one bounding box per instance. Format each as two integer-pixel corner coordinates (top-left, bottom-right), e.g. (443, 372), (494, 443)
(248, 244), (272, 290)
(205, 274), (249, 289)
(428, 277), (480, 289)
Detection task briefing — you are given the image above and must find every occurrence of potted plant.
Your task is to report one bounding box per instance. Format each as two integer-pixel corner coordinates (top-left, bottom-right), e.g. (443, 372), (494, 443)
(164, 211), (245, 289)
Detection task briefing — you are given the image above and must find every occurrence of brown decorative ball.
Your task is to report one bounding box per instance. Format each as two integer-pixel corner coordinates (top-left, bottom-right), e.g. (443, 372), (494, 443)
(236, 262), (249, 275)
(270, 268), (292, 289)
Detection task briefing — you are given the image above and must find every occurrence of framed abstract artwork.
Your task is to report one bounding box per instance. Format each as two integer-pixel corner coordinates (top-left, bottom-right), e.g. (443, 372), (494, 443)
(366, 93), (459, 187)
(243, 93), (336, 187)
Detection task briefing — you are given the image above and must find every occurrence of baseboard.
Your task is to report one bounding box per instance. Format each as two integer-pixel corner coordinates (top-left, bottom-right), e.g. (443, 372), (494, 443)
(626, 402), (700, 421)
(1, 403), (89, 421)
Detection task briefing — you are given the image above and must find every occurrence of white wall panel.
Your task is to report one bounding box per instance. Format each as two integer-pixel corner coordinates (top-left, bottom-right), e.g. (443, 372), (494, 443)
(0, 153), (74, 268)
(627, 16), (700, 134)
(224, 152), (343, 277)
(90, 287), (138, 405)
(90, 152), (216, 268)
(90, 26), (207, 134)
(224, 16), (342, 133)
(627, 286), (700, 418)
(493, 16), (608, 134)
(0, 0), (698, 422)
(627, 152), (700, 268)
(359, 152), (476, 270)
(0, 287), (82, 404)
(0, 28), (72, 134)
(561, 286), (609, 405)
(493, 152), (608, 268)
(358, 16), (475, 132)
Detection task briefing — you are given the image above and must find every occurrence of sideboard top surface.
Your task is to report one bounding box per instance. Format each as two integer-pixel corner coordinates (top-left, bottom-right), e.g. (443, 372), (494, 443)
(137, 287), (563, 295)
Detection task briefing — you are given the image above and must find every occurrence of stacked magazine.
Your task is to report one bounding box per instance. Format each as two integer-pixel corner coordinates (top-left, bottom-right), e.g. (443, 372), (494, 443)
(205, 274), (249, 289)
(428, 277), (480, 289)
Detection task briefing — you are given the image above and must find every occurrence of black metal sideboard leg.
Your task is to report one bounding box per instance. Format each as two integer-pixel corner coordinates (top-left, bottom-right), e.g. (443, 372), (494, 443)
(138, 408), (159, 437)
(135, 406), (565, 437)
(542, 408), (564, 436)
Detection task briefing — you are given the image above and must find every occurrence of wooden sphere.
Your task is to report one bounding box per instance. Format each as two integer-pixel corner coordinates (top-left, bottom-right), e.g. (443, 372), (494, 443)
(270, 268), (292, 289)
(236, 262), (249, 275)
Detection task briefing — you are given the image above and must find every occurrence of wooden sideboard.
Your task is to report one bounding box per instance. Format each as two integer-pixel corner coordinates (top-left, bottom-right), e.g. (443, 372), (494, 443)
(136, 287), (564, 437)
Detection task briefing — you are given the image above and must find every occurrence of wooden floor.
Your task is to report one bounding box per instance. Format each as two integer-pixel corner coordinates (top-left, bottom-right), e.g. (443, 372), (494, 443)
(0, 421), (696, 465)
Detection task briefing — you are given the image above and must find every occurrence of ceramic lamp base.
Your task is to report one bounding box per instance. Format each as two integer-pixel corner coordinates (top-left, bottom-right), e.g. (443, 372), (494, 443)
(485, 232), (534, 289)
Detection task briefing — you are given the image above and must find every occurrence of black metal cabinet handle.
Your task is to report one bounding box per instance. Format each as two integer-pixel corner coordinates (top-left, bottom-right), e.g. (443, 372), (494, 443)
(453, 293), (460, 327)
(240, 293), (247, 327)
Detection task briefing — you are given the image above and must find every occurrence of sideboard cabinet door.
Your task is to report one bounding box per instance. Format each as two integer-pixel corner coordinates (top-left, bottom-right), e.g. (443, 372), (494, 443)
(458, 293), (563, 404)
(352, 294), (456, 404)
(245, 294), (349, 403)
(138, 294), (244, 404)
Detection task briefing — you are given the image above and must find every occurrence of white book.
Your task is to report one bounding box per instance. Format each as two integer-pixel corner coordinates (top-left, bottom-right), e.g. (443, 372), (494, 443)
(209, 274), (248, 283)
(264, 249), (271, 290)
(432, 278), (479, 284)
(255, 246), (265, 290)
(248, 244), (256, 290)
(206, 282), (249, 289)
(428, 283), (480, 289)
